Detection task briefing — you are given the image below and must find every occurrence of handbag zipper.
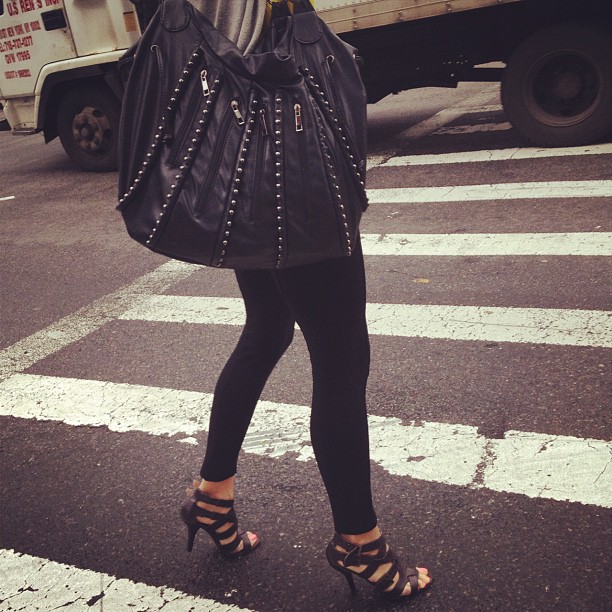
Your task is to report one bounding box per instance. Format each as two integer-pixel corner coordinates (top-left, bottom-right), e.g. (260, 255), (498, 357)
(200, 69), (211, 96)
(322, 55), (348, 128)
(259, 107), (269, 136)
(321, 55), (361, 164)
(294, 103), (303, 132)
(252, 105), (269, 221)
(231, 100), (245, 125)
(165, 80), (208, 167)
(194, 101), (237, 218)
(166, 66), (216, 168)
(293, 98), (314, 218)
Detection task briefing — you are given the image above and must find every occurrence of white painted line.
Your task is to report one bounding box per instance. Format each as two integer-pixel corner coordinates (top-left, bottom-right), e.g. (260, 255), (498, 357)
(433, 122), (513, 135)
(0, 259), (196, 380)
(1, 374), (610, 507)
(366, 181), (612, 203)
(118, 295), (612, 348)
(483, 432), (612, 503)
(381, 143), (612, 167)
(360, 232), (612, 257)
(0, 195), (15, 202)
(0, 549), (251, 611)
(365, 303), (612, 347)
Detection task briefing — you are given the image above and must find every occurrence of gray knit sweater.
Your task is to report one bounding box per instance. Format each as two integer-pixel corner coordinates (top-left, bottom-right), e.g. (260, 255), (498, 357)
(187, 1), (267, 54)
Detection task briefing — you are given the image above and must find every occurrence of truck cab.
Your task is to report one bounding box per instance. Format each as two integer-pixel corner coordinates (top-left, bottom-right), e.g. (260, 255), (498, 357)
(0, 0), (143, 170)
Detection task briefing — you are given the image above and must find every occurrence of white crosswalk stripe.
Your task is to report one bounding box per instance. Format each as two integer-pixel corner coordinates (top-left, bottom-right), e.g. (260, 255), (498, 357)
(360, 233), (611, 256)
(118, 295), (612, 348)
(381, 143), (612, 166)
(1, 374), (610, 508)
(0, 549), (251, 611)
(366, 181), (612, 203)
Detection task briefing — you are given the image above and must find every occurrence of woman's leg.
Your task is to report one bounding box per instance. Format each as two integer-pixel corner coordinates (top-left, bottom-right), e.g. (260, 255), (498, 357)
(200, 269), (295, 481)
(274, 239), (377, 535)
(275, 241), (431, 596)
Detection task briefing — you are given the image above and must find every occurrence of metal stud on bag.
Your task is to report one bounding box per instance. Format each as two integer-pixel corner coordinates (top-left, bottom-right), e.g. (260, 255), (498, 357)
(273, 94), (285, 268)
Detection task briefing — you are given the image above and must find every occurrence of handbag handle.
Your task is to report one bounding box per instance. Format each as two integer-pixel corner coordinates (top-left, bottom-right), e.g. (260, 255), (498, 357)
(269, 0), (316, 19)
(160, 0), (190, 31)
(292, 0), (316, 15)
(160, 0), (320, 86)
(269, 0), (291, 19)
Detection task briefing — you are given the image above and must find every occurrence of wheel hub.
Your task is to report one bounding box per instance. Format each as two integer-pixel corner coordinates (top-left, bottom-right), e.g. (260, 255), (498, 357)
(552, 71), (582, 100)
(527, 51), (602, 126)
(71, 106), (112, 155)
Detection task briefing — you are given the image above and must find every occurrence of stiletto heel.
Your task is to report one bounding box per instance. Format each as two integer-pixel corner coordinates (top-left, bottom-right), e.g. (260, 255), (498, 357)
(326, 532), (430, 600)
(186, 524), (198, 552)
(342, 568), (357, 594)
(180, 486), (259, 558)
(327, 551), (358, 594)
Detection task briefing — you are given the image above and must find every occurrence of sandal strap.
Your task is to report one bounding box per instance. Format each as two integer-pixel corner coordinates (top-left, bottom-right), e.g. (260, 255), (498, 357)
(193, 489), (234, 508)
(371, 562), (400, 594)
(329, 532), (387, 567)
(223, 531), (252, 557)
(192, 504), (238, 524)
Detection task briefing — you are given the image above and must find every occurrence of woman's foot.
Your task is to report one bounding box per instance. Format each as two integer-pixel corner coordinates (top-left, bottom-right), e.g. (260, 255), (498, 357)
(327, 527), (432, 598)
(180, 476), (259, 556)
(194, 478), (259, 552)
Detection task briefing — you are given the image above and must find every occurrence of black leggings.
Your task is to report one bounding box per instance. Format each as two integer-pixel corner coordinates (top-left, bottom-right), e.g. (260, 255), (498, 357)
(200, 239), (377, 534)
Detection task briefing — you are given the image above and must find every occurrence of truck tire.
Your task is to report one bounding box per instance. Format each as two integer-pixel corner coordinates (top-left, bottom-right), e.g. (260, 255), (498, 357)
(57, 86), (121, 172)
(501, 24), (612, 147)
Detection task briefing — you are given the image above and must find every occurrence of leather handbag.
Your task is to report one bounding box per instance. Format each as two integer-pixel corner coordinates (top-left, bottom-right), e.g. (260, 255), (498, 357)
(117, 0), (368, 269)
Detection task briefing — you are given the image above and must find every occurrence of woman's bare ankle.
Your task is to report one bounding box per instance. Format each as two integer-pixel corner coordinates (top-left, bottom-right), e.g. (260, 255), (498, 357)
(339, 525), (382, 545)
(198, 476), (235, 500)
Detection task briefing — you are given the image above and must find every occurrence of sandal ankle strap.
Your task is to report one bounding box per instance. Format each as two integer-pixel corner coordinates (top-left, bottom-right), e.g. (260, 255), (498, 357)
(193, 489), (235, 508)
(330, 532), (387, 566)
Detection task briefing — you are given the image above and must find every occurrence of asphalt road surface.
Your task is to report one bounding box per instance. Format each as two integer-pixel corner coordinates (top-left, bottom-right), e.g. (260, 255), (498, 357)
(1, 82), (611, 611)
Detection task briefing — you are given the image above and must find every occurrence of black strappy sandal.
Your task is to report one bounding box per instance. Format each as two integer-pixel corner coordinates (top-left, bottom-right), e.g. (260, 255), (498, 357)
(326, 532), (430, 599)
(180, 488), (259, 558)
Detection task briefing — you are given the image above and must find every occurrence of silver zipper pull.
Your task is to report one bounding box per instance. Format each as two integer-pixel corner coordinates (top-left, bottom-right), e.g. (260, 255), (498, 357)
(231, 100), (245, 125)
(259, 108), (269, 136)
(294, 103), (303, 132)
(200, 70), (210, 97)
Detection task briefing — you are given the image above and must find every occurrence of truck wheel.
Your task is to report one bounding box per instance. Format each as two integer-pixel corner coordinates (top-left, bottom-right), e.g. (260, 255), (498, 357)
(57, 86), (121, 171)
(501, 24), (612, 147)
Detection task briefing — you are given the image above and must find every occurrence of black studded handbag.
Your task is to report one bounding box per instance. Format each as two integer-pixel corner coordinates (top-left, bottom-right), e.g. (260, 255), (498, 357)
(116, 0), (368, 269)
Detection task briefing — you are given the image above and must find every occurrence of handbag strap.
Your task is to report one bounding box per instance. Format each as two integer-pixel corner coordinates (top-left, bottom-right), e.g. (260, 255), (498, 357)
(269, 0), (292, 19)
(269, 0), (322, 47)
(160, 0), (190, 32)
(292, 0), (316, 15)
(167, 0), (301, 86)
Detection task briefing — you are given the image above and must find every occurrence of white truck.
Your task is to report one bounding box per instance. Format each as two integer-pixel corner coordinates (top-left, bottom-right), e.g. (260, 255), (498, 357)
(1, 0), (611, 171)
(0, 0), (142, 170)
